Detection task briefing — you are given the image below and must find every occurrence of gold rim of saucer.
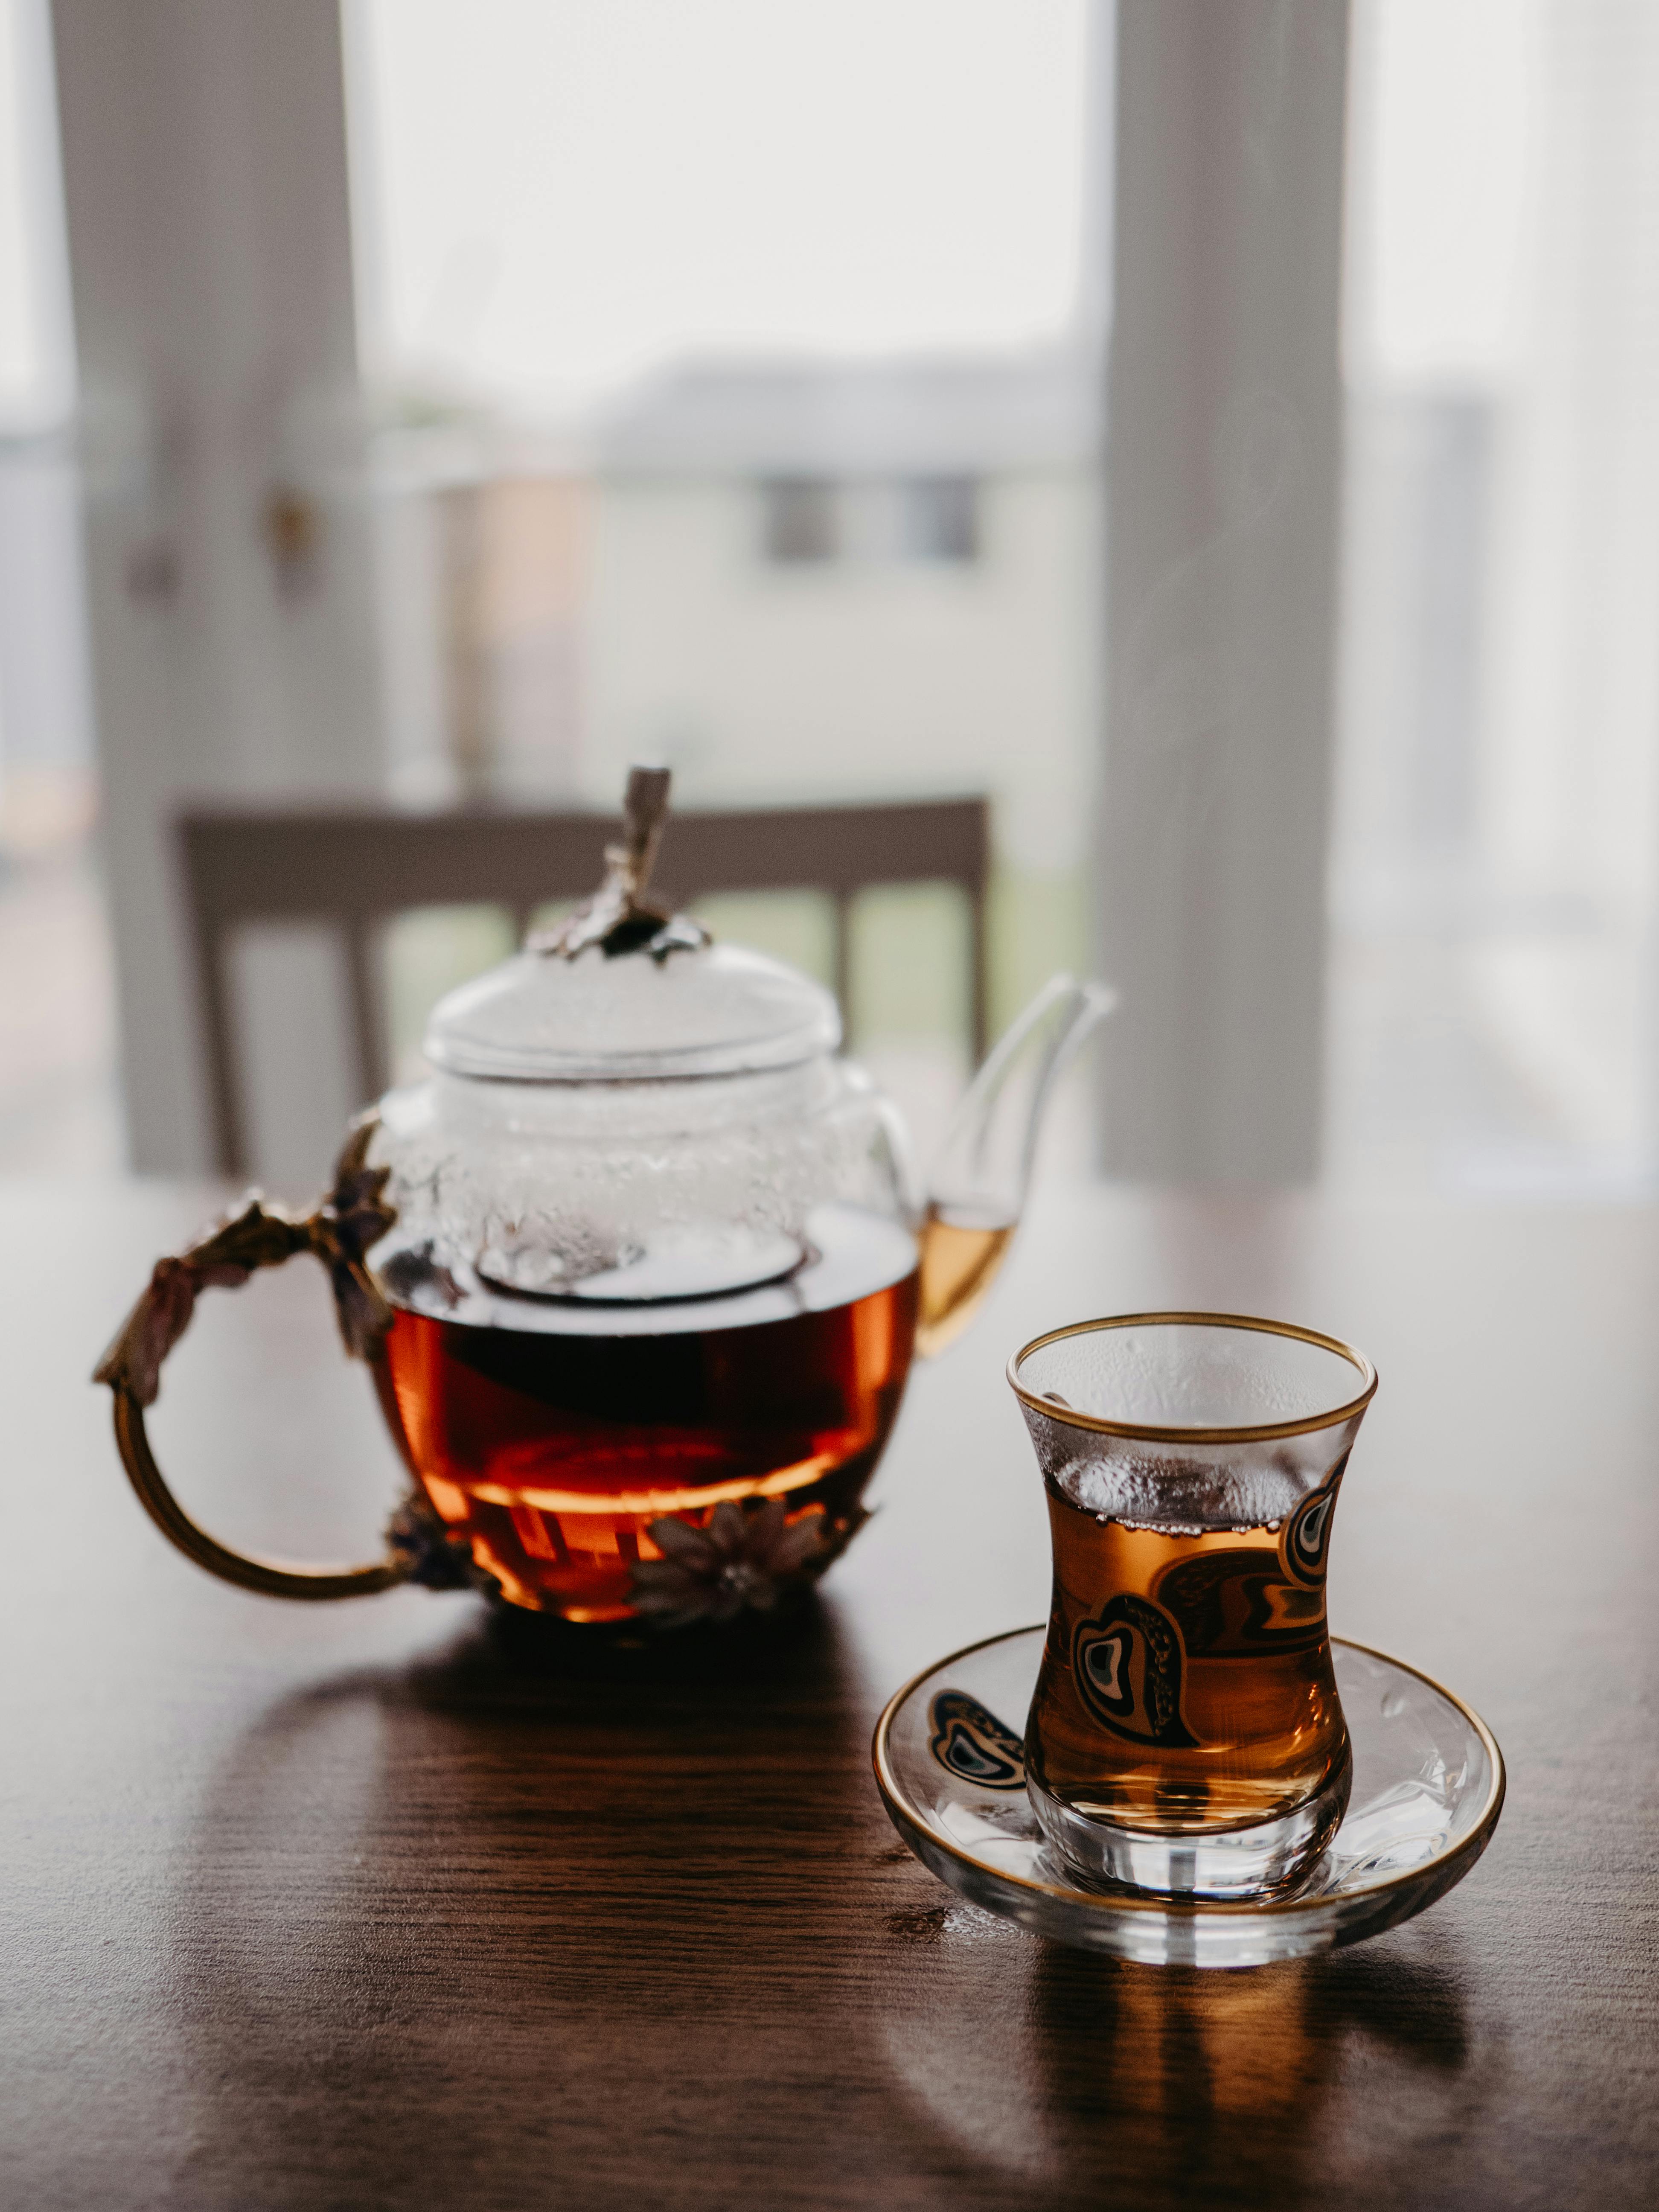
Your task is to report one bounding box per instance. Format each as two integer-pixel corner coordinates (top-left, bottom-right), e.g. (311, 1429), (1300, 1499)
(1007, 1310), (1379, 1444)
(871, 1627), (1505, 1923)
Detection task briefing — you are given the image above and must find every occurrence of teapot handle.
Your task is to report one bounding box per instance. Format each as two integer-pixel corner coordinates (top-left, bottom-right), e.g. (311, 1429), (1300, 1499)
(92, 1122), (416, 1602)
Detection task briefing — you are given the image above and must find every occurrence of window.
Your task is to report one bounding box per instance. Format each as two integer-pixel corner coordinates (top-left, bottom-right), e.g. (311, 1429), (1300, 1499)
(351, 2), (1098, 1168)
(761, 478), (839, 565)
(1328, 0), (1659, 1192)
(898, 476), (979, 564)
(0, 0), (111, 1173)
(759, 475), (982, 569)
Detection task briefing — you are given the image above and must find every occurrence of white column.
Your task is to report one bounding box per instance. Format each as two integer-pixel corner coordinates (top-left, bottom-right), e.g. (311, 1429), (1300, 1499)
(50, 0), (382, 1172)
(1097, 0), (1350, 1182)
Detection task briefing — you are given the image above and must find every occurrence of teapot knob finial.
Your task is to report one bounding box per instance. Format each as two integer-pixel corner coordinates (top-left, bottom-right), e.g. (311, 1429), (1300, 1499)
(530, 763), (711, 963)
(619, 763), (673, 900)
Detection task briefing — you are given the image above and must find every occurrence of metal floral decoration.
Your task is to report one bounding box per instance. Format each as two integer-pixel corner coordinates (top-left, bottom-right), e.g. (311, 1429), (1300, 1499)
(94, 1116), (397, 1406)
(630, 1498), (869, 1629)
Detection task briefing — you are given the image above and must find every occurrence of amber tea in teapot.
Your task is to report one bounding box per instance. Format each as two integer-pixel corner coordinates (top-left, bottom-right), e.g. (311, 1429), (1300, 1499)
(378, 1206), (918, 1620)
(96, 769), (1112, 1629)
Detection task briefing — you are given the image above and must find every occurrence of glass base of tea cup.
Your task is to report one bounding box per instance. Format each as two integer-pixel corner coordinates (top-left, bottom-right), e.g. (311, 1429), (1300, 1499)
(1026, 1750), (1353, 1903)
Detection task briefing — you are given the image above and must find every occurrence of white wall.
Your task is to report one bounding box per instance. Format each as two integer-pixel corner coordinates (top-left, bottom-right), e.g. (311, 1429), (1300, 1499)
(584, 469), (1097, 876)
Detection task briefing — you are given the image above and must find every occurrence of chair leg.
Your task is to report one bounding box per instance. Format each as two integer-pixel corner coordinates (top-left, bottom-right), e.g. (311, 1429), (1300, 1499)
(199, 927), (242, 1178)
(969, 885), (989, 1065)
(832, 892), (853, 1042)
(343, 920), (384, 1107)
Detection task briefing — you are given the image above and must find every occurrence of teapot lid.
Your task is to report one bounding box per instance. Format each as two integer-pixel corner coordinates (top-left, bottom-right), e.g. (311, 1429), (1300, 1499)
(423, 769), (842, 1081)
(425, 940), (841, 1080)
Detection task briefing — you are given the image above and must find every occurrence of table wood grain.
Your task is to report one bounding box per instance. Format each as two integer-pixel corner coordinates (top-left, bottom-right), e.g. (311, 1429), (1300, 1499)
(3, 1179), (1656, 2209)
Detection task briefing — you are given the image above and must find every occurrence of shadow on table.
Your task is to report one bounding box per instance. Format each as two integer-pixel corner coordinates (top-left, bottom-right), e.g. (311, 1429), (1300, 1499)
(156, 1601), (1509, 2209)
(878, 1901), (1508, 2209)
(157, 1597), (897, 2210)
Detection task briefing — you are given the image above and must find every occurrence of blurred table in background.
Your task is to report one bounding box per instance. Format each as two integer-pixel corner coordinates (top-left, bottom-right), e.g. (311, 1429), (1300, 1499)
(2, 1179), (1656, 2209)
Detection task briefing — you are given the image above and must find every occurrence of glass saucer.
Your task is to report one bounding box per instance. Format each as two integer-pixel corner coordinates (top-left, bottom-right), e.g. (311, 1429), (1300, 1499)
(873, 1628), (1505, 1969)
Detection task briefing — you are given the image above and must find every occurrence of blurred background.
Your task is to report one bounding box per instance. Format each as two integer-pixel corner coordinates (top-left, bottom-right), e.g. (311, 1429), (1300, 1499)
(3, 0), (1658, 1195)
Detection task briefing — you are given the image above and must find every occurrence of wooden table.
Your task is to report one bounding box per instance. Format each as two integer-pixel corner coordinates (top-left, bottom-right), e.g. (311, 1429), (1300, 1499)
(3, 1180), (1656, 2208)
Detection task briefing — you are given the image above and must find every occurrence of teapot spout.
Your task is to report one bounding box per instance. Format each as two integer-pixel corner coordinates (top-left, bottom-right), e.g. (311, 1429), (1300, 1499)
(915, 974), (1116, 1356)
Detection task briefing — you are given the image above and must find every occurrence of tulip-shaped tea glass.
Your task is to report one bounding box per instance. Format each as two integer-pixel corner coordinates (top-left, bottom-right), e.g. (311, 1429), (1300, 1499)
(1010, 1313), (1377, 1901)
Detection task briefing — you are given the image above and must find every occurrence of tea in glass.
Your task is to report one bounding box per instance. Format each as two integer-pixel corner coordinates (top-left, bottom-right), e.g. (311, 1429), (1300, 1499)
(1010, 1314), (1375, 1899)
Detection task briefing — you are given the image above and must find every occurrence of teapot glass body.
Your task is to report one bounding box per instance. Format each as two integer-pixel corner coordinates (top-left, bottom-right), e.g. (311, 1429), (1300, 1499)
(365, 1047), (923, 1623)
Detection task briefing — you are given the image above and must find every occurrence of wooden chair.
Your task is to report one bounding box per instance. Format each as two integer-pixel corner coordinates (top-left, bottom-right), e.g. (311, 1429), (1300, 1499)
(178, 795), (991, 1175)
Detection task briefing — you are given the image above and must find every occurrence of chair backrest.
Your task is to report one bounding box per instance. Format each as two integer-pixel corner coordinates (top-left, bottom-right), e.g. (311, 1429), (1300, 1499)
(178, 795), (991, 1174)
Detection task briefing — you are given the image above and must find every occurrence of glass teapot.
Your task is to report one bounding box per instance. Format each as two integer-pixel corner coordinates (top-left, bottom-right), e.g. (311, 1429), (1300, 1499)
(96, 770), (1112, 1629)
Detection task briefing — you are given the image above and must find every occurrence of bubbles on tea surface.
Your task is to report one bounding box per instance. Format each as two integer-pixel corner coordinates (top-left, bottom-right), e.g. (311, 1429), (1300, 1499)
(1046, 1447), (1320, 1534)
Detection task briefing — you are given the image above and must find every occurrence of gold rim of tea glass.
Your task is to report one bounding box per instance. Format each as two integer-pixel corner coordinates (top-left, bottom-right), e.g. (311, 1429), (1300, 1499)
(1007, 1310), (1378, 1444)
(872, 1627), (1506, 1922)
